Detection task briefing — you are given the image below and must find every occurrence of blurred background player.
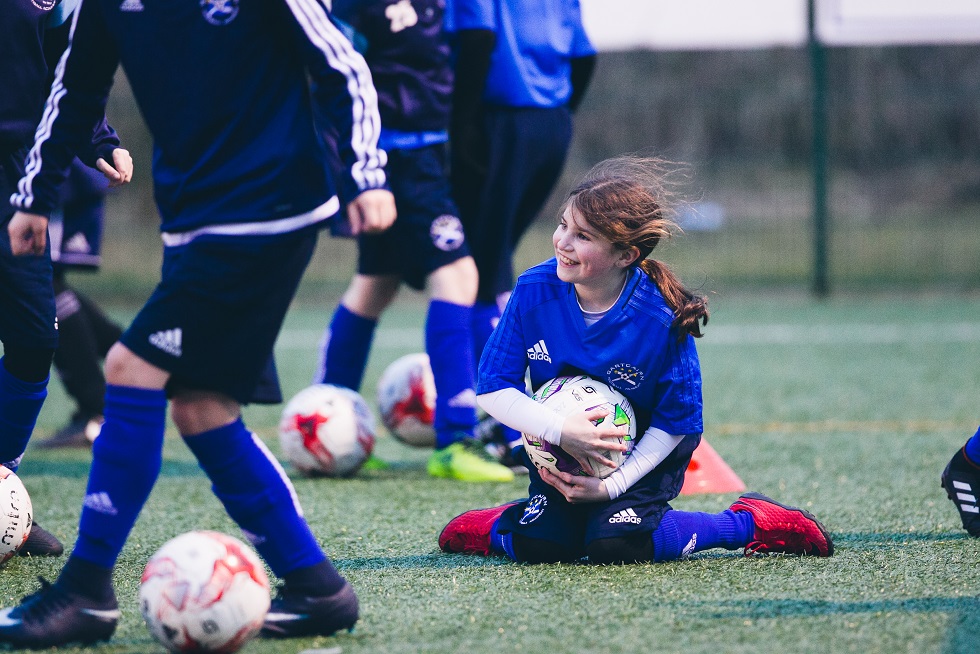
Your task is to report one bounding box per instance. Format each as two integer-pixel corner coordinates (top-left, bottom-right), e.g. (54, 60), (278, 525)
(316, 0), (513, 482)
(2, 0), (131, 557)
(446, 0), (597, 458)
(941, 426), (980, 537)
(41, 158), (124, 449)
(440, 156), (834, 565)
(0, 0), (393, 648)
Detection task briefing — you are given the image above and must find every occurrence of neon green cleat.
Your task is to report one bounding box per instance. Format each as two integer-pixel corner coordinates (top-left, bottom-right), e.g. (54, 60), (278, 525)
(427, 439), (515, 483)
(361, 454), (390, 471)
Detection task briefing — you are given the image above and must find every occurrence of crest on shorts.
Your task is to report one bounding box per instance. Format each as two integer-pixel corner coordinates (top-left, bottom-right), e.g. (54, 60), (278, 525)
(519, 494), (547, 525)
(606, 363), (644, 391)
(201, 0), (238, 25)
(32, 0), (57, 10)
(430, 215), (465, 252)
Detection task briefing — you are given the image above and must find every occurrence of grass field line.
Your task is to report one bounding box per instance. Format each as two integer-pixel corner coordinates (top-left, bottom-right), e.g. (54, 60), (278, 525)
(275, 321), (980, 350)
(710, 418), (977, 436)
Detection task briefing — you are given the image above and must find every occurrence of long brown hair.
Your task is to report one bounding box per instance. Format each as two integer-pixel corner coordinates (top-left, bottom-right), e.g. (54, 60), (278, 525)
(563, 156), (709, 338)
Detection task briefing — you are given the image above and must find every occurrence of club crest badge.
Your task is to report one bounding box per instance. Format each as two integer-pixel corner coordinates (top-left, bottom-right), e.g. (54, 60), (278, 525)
(606, 363), (644, 391)
(519, 494), (547, 525)
(430, 214), (465, 251)
(201, 0), (238, 25)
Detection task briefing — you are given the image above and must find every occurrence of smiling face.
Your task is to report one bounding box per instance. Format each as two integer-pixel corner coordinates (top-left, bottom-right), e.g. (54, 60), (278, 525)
(553, 205), (638, 303)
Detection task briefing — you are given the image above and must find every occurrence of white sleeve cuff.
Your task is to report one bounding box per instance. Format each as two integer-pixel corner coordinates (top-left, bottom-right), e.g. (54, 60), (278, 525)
(603, 427), (686, 499)
(477, 388), (565, 445)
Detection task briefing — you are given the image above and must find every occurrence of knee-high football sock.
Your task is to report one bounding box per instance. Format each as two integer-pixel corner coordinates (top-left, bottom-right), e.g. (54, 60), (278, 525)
(315, 304), (377, 390)
(74, 385), (167, 567)
(0, 358), (48, 470)
(183, 419), (343, 591)
(427, 300), (477, 449)
(964, 426), (980, 464)
(470, 300), (499, 367)
(651, 509), (755, 562)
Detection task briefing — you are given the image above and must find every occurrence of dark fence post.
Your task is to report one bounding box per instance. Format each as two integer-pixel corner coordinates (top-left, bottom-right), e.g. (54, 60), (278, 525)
(810, 0), (830, 297)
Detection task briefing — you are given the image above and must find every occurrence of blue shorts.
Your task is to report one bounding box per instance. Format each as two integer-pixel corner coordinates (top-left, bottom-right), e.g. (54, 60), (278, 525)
(0, 146), (57, 350)
(357, 145), (469, 290)
(121, 228), (317, 404)
(496, 433), (701, 557)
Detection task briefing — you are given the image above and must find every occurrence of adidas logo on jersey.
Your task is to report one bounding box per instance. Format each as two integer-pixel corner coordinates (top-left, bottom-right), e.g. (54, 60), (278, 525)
(83, 492), (118, 516)
(608, 508), (641, 524)
(120, 0), (145, 11)
(149, 328), (182, 357)
(527, 339), (551, 362)
(952, 480), (979, 515)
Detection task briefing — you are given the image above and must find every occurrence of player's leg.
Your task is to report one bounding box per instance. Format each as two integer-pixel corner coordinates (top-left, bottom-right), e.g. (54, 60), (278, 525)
(0, 195), (64, 558)
(941, 426), (980, 536)
(45, 273), (110, 447)
(314, 273), (399, 389)
(0, 343), (169, 648)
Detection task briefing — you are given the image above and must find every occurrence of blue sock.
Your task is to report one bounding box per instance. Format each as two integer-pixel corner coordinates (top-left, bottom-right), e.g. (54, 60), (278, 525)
(314, 304), (377, 389)
(0, 359), (48, 470)
(651, 509), (755, 562)
(427, 300), (477, 449)
(183, 419), (337, 583)
(490, 521), (517, 561)
(471, 301), (499, 367)
(74, 385), (167, 568)
(964, 426), (980, 464)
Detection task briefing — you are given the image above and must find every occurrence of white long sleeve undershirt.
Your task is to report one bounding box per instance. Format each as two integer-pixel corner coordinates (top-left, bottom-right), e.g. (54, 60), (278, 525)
(477, 388), (686, 499)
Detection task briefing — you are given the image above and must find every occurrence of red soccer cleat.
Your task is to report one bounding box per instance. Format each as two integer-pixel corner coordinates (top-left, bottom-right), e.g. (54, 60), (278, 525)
(729, 492), (834, 557)
(438, 503), (519, 555)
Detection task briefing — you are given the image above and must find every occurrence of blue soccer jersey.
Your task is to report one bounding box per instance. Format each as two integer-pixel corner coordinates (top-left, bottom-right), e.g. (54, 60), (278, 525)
(445, 0), (595, 108)
(11, 0), (385, 237)
(478, 259), (704, 437)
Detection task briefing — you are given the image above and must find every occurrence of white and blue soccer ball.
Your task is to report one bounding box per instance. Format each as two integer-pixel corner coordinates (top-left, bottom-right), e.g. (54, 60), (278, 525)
(140, 530), (270, 653)
(0, 466), (32, 563)
(522, 375), (637, 478)
(279, 384), (376, 477)
(376, 353), (437, 448)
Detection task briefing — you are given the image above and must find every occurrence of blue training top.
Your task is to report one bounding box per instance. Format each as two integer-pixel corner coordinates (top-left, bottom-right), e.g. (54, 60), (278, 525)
(478, 259), (704, 437)
(445, 0), (595, 108)
(10, 0), (387, 238)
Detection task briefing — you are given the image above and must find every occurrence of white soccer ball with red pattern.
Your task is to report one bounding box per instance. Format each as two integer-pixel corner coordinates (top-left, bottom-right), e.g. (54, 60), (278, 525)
(139, 531), (270, 653)
(376, 353), (436, 447)
(0, 466), (32, 563)
(278, 384), (376, 477)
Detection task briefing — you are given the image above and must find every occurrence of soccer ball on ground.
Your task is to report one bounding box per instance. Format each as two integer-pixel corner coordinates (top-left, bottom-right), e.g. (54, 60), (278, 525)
(0, 466), (32, 563)
(279, 384), (376, 477)
(140, 530), (270, 653)
(376, 352), (436, 447)
(522, 375), (637, 478)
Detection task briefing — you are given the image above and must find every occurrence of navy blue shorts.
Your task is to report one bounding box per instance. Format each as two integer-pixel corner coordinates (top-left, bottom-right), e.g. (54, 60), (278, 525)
(121, 228), (317, 404)
(496, 434), (701, 558)
(0, 146), (57, 350)
(357, 145), (469, 290)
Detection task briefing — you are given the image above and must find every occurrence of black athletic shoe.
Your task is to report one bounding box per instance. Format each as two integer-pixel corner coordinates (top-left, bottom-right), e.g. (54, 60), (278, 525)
(941, 447), (980, 537)
(476, 416), (529, 475)
(261, 581), (358, 639)
(19, 522), (64, 557)
(0, 578), (119, 649)
(38, 414), (102, 449)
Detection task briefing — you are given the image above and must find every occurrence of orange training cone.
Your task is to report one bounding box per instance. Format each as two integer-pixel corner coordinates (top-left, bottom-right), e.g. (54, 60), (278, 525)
(679, 439), (746, 495)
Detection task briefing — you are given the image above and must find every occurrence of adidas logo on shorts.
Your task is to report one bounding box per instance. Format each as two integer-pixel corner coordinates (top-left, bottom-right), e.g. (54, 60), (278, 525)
(149, 328), (183, 357)
(527, 339), (551, 362)
(608, 508), (642, 524)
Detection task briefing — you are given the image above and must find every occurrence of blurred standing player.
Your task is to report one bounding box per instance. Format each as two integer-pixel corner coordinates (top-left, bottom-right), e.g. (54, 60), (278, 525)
(439, 156), (835, 566)
(446, 0), (597, 456)
(0, 0), (394, 649)
(2, 0), (131, 557)
(941, 427), (980, 536)
(41, 157), (124, 448)
(315, 0), (513, 482)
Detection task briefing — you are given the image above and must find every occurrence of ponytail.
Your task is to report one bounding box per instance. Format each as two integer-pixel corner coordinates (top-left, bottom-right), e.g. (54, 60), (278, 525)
(639, 259), (709, 339)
